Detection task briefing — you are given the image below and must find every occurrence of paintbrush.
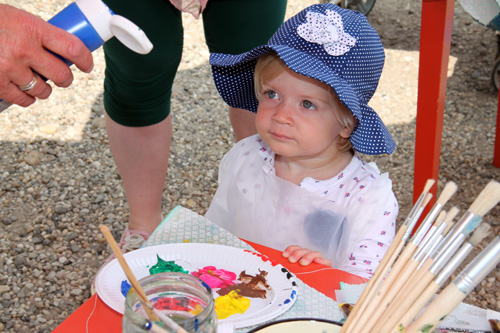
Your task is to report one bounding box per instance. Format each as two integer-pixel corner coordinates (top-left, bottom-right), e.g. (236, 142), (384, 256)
(340, 183), (435, 333)
(393, 223), (492, 331)
(386, 210), (448, 305)
(358, 182), (457, 332)
(383, 207), (457, 309)
(372, 210), (448, 330)
(372, 181), (499, 332)
(412, 210), (447, 265)
(406, 179), (437, 225)
(416, 206), (459, 269)
(99, 225), (187, 333)
(341, 192), (434, 333)
(406, 235), (500, 333)
(376, 221), (490, 332)
(433, 180), (500, 263)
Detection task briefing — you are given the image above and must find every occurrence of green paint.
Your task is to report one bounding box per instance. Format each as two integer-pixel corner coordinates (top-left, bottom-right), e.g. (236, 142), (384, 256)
(149, 255), (189, 275)
(420, 324), (434, 333)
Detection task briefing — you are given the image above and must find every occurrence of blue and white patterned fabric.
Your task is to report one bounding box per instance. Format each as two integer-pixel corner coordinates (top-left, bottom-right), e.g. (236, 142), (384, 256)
(210, 3), (395, 155)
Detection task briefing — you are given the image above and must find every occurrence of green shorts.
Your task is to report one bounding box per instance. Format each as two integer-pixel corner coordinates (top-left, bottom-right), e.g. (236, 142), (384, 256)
(103, 0), (287, 127)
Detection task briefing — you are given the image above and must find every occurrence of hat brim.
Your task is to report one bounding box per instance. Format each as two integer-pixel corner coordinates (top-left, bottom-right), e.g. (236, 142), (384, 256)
(210, 45), (395, 155)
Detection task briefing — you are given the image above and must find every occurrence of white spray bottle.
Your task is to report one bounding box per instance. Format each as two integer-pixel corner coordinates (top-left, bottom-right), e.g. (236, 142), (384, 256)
(0, 0), (153, 111)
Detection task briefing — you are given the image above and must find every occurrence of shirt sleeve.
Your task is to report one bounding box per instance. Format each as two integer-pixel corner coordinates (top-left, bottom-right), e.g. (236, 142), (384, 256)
(338, 191), (398, 279)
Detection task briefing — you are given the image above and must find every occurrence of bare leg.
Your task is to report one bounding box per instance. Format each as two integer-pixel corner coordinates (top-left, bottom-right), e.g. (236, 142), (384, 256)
(104, 111), (172, 234)
(229, 106), (257, 142)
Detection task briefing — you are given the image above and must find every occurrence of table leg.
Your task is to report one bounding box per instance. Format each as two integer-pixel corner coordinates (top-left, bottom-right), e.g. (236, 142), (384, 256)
(413, 0), (455, 228)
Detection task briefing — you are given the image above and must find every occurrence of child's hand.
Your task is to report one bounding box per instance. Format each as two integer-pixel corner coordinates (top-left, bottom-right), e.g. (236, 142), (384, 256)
(282, 245), (332, 267)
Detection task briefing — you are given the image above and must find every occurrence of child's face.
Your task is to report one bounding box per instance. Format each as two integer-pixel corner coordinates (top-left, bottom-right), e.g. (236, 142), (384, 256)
(255, 64), (352, 161)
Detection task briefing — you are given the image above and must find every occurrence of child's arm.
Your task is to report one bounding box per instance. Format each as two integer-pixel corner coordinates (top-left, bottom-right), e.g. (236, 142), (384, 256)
(282, 245), (332, 267)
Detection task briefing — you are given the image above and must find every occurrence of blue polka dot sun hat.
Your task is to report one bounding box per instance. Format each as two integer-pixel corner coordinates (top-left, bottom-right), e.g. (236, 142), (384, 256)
(210, 3), (395, 155)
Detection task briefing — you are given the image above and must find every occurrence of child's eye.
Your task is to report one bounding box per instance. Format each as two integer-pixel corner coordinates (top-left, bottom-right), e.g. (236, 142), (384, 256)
(265, 90), (279, 99)
(302, 100), (316, 110)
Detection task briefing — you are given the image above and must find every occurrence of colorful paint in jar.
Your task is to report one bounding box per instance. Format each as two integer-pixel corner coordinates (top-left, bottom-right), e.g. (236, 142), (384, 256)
(122, 272), (217, 333)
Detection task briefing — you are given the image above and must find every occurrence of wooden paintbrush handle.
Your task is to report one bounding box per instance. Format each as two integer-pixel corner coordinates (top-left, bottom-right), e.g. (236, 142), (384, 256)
(100, 225), (160, 322)
(348, 242), (417, 332)
(375, 257), (434, 328)
(375, 267), (436, 332)
(341, 225), (407, 333)
(364, 258), (420, 332)
(395, 281), (441, 331)
(406, 283), (465, 333)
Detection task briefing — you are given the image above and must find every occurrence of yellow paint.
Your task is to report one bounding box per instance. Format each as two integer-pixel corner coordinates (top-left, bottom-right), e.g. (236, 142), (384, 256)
(189, 303), (203, 316)
(215, 290), (250, 319)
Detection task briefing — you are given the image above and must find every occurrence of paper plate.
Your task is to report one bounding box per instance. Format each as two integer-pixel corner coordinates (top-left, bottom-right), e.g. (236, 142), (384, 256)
(95, 243), (298, 328)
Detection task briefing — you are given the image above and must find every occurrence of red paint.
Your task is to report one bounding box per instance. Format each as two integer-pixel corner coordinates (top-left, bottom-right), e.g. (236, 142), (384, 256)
(244, 250), (279, 266)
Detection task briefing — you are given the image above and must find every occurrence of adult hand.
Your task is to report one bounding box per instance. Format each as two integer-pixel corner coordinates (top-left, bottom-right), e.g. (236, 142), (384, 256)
(282, 245), (333, 267)
(0, 4), (94, 107)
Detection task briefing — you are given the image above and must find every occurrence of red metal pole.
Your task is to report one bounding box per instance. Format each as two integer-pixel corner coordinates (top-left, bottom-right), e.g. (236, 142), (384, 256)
(413, 0), (455, 229)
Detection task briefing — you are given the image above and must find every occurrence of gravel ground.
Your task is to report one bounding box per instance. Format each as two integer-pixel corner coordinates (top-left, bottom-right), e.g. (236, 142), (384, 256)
(0, 0), (499, 331)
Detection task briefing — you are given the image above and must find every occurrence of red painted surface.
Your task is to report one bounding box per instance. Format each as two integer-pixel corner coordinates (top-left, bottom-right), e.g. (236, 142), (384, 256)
(413, 0), (455, 229)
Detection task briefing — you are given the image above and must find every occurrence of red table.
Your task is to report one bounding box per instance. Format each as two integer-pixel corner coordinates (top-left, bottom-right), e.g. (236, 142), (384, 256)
(54, 240), (367, 333)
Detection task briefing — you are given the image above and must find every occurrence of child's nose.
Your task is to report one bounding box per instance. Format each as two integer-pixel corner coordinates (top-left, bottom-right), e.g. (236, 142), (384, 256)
(272, 102), (293, 124)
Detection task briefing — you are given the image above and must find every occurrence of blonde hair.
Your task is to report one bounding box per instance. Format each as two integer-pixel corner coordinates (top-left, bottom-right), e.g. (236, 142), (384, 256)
(254, 52), (357, 152)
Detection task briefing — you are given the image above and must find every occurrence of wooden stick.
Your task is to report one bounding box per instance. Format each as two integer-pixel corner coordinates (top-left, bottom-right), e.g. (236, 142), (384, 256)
(374, 259), (435, 332)
(344, 193), (433, 333)
(341, 192), (434, 333)
(353, 180), (457, 332)
(362, 253), (420, 332)
(350, 181), (500, 333)
(379, 220), (487, 333)
(100, 225), (188, 333)
(442, 207), (460, 235)
(407, 235), (500, 332)
(375, 217), (453, 331)
(395, 278), (441, 332)
(410, 181), (457, 251)
(391, 223), (491, 331)
(372, 182), (496, 331)
(405, 282), (463, 333)
(348, 240), (417, 333)
(436, 180), (500, 258)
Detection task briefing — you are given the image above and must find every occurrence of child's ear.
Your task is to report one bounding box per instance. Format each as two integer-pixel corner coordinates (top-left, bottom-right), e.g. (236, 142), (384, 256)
(340, 125), (353, 139)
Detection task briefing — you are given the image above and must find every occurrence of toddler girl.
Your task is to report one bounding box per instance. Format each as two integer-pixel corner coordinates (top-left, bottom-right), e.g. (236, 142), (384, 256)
(206, 3), (398, 279)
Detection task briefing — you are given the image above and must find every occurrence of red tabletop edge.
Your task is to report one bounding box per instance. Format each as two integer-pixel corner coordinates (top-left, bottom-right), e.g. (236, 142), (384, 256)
(54, 240), (367, 332)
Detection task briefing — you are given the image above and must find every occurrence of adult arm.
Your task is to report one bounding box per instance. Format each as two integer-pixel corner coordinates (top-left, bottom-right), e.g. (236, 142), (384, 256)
(0, 4), (93, 107)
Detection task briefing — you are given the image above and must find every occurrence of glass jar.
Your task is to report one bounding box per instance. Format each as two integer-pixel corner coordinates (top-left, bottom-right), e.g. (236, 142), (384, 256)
(123, 272), (217, 332)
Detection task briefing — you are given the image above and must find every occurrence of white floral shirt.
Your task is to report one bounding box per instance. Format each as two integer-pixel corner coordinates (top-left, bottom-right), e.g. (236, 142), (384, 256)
(206, 135), (398, 279)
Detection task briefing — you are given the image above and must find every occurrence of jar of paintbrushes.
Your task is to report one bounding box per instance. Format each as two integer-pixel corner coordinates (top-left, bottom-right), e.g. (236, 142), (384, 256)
(122, 272), (217, 333)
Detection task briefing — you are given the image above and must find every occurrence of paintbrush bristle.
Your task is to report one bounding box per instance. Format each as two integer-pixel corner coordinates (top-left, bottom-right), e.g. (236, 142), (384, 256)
(434, 210), (447, 227)
(423, 179), (436, 194)
(443, 219), (457, 236)
(436, 181), (458, 205)
(422, 192), (433, 208)
(468, 180), (500, 217)
(444, 206), (460, 224)
(468, 223), (491, 246)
